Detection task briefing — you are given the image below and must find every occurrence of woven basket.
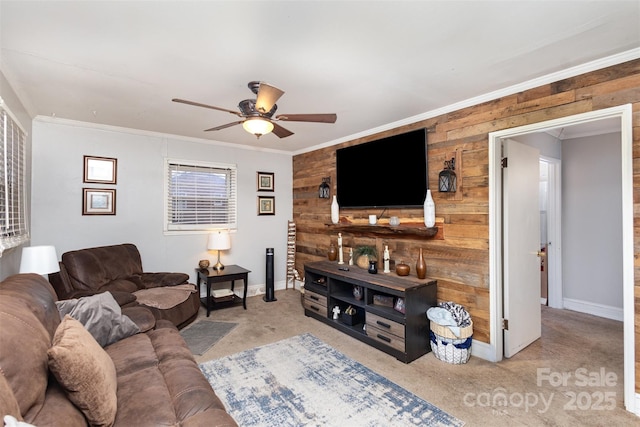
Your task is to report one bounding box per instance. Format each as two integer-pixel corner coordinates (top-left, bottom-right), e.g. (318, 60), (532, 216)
(429, 320), (473, 364)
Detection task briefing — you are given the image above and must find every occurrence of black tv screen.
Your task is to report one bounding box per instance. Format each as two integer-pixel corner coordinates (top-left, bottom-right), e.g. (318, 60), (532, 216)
(336, 128), (427, 208)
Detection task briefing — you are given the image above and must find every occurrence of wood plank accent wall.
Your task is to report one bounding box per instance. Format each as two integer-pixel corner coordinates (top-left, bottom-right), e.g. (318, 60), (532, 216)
(293, 59), (640, 386)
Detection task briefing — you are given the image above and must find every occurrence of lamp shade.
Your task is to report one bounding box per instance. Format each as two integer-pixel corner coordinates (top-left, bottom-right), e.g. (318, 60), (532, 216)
(207, 231), (231, 251)
(242, 118), (274, 137)
(19, 245), (60, 275)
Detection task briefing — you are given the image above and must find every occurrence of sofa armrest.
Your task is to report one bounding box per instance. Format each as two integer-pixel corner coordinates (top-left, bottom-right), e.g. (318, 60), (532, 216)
(122, 306), (156, 332)
(137, 272), (190, 289)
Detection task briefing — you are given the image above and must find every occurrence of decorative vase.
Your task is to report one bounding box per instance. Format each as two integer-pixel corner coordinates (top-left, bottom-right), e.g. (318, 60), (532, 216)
(416, 248), (426, 279)
(423, 189), (435, 228)
(368, 260), (378, 274)
(331, 195), (340, 224)
(198, 259), (210, 269)
(395, 262), (410, 276)
(356, 255), (370, 269)
(328, 243), (338, 261)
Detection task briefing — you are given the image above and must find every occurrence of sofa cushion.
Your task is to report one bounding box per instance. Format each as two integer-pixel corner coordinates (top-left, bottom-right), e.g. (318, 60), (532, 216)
(28, 380), (87, 427)
(56, 292), (140, 347)
(106, 320), (232, 426)
(48, 315), (118, 427)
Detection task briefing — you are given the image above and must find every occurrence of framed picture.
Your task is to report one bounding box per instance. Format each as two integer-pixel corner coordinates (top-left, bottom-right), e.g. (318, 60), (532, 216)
(257, 196), (275, 216)
(84, 156), (117, 184)
(83, 188), (116, 215)
(257, 171), (274, 192)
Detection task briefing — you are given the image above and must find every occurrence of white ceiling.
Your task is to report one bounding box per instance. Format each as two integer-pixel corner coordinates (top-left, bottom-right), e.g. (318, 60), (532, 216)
(1, 1), (639, 153)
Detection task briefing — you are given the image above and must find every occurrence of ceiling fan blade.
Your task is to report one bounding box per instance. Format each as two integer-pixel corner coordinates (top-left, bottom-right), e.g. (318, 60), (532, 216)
(275, 113), (337, 123)
(204, 121), (244, 132)
(172, 98), (241, 116)
(255, 83), (285, 114)
(272, 122), (294, 138)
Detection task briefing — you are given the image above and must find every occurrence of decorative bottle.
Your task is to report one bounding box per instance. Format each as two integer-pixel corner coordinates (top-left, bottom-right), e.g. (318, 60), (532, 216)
(423, 189), (435, 228)
(331, 195), (340, 224)
(328, 243), (337, 261)
(416, 248), (426, 279)
(383, 245), (390, 273)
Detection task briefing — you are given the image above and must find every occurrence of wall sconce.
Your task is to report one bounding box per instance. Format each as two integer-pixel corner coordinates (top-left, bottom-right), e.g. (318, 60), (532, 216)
(207, 230), (231, 271)
(438, 157), (457, 192)
(318, 177), (331, 199)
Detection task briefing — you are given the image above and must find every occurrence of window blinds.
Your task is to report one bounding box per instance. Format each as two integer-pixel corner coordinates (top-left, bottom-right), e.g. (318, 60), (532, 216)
(0, 106), (28, 255)
(166, 160), (237, 231)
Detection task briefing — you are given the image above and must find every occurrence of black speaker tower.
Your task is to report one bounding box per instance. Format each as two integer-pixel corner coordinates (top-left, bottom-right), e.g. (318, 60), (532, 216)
(264, 247), (276, 302)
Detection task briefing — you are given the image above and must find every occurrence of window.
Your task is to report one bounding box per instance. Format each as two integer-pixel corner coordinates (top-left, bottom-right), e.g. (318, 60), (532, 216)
(0, 103), (29, 255)
(165, 159), (237, 232)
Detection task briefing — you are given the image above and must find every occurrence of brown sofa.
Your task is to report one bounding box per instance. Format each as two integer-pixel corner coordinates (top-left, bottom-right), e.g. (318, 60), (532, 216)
(0, 273), (237, 427)
(50, 243), (200, 329)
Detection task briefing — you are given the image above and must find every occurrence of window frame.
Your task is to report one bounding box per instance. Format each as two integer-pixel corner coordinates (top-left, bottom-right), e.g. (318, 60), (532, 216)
(0, 101), (29, 256)
(164, 158), (238, 233)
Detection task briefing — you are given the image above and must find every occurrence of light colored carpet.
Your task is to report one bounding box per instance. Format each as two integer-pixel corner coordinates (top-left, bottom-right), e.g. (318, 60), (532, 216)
(179, 320), (237, 355)
(199, 333), (464, 427)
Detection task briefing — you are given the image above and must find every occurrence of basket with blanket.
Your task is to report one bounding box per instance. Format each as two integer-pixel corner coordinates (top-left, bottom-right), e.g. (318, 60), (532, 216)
(427, 302), (473, 364)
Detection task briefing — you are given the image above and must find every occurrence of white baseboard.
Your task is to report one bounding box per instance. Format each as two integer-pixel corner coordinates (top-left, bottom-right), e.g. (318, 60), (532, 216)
(562, 298), (623, 322)
(470, 339), (494, 362)
(540, 297), (547, 305)
(243, 280), (296, 297)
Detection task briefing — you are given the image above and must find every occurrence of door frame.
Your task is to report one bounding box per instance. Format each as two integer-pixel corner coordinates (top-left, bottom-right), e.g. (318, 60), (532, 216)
(488, 104), (635, 413)
(539, 156), (562, 309)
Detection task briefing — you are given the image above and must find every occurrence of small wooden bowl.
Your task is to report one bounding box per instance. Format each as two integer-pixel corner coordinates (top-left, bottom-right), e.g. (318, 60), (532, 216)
(395, 263), (410, 276)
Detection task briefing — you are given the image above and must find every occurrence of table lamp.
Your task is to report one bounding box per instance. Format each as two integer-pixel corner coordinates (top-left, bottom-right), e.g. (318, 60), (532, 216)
(207, 230), (231, 272)
(19, 245), (60, 277)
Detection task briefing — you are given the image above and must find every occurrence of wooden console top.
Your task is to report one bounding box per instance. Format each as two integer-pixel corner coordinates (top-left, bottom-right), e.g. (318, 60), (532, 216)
(305, 260), (435, 293)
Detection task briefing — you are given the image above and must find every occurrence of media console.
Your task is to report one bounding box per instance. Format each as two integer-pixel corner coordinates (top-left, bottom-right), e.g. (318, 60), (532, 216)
(303, 260), (437, 363)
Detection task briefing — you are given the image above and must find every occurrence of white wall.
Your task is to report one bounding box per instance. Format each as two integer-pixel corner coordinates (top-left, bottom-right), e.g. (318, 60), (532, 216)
(0, 71), (32, 280)
(30, 118), (293, 291)
(562, 132), (623, 310)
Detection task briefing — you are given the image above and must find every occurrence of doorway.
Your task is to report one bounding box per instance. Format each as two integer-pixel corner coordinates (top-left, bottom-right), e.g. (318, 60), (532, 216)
(487, 105), (635, 413)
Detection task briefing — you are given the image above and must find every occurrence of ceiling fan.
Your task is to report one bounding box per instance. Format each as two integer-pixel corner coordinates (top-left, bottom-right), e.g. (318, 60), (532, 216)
(172, 81), (337, 139)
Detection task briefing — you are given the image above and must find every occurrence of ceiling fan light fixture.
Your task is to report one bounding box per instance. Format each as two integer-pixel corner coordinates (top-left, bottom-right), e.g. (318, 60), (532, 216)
(243, 117), (274, 138)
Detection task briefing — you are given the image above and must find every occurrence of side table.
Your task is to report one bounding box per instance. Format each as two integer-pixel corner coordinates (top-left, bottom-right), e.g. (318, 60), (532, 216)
(196, 265), (251, 317)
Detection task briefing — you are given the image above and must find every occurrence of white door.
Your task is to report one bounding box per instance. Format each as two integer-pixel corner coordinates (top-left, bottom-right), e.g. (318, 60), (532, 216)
(502, 139), (542, 358)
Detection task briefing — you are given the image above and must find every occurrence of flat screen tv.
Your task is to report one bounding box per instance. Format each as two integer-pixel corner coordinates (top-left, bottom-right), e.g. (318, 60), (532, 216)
(336, 128), (427, 208)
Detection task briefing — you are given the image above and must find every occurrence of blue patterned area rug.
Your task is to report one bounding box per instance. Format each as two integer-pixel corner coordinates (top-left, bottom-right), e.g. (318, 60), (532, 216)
(199, 333), (464, 427)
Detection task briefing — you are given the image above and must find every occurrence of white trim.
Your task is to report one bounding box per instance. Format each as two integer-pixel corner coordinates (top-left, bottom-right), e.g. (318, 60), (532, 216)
(294, 48), (640, 155)
(540, 156), (563, 309)
(488, 104), (635, 413)
(635, 393), (640, 417)
(468, 339), (493, 362)
(33, 115), (293, 156)
(563, 298), (624, 322)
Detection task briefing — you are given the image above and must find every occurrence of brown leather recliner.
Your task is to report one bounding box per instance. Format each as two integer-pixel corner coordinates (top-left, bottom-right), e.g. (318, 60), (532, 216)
(50, 243), (199, 329)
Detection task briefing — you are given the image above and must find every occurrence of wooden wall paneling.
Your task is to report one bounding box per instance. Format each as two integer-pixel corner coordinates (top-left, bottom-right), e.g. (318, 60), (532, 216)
(292, 58), (640, 365)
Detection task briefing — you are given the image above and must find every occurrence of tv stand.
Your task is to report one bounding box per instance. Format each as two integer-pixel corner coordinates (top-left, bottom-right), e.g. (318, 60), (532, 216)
(303, 260), (436, 363)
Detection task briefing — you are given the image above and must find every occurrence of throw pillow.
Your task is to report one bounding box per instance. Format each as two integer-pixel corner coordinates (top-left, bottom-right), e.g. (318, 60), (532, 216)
(47, 315), (117, 427)
(56, 292), (140, 347)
